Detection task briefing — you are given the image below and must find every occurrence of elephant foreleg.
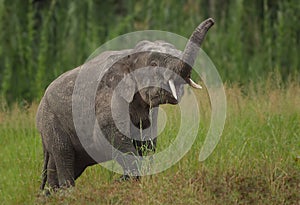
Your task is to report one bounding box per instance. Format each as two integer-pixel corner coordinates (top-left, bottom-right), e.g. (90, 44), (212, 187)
(113, 135), (141, 178)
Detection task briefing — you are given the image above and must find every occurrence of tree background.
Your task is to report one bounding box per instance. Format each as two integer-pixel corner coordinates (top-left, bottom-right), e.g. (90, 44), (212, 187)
(0, 0), (299, 103)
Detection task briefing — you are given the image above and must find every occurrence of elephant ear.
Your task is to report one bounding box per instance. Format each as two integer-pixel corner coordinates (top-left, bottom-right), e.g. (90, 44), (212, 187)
(111, 54), (137, 103)
(117, 73), (136, 103)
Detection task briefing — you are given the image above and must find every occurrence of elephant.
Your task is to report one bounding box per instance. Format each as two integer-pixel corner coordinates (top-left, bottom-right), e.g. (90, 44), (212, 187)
(36, 18), (214, 191)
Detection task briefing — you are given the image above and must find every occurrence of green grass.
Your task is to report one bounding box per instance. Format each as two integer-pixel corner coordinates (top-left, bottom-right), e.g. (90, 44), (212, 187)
(0, 80), (299, 204)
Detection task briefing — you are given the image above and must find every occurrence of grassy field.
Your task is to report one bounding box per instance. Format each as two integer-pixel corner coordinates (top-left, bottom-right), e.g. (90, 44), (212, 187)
(0, 78), (299, 205)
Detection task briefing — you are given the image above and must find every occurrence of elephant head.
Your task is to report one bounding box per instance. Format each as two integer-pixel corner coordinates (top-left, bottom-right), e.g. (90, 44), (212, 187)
(111, 18), (215, 108)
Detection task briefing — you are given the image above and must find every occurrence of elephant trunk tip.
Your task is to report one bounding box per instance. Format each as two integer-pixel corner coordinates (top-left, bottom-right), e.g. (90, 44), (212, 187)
(207, 18), (215, 25)
(188, 17), (214, 48)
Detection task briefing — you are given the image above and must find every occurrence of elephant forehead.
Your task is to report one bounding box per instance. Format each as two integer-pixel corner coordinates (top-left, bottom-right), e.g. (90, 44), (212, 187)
(134, 40), (182, 58)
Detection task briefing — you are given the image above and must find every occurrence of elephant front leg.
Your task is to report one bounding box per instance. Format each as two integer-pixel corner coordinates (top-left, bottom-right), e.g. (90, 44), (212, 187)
(112, 134), (141, 179)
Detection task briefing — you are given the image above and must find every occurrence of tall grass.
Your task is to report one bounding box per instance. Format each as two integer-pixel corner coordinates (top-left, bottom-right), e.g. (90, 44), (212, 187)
(0, 0), (299, 103)
(0, 79), (299, 204)
(0, 103), (42, 203)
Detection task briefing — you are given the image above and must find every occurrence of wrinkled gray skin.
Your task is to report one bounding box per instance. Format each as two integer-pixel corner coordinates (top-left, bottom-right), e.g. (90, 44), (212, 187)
(36, 18), (214, 191)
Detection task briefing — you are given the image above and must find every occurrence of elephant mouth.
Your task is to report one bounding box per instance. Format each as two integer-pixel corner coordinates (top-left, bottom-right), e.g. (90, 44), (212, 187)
(150, 94), (178, 106)
(165, 94), (179, 104)
(165, 100), (178, 105)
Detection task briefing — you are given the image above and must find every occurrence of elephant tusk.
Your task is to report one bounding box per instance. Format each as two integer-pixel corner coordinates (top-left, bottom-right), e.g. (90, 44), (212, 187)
(168, 80), (178, 100)
(189, 78), (202, 89)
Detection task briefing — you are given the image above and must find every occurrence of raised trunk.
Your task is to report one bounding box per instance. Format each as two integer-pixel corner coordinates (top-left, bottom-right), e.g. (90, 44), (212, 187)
(182, 18), (214, 68)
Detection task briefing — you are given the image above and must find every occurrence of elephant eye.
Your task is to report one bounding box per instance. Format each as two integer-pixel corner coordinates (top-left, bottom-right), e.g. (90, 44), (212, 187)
(150, 61), (158, 67)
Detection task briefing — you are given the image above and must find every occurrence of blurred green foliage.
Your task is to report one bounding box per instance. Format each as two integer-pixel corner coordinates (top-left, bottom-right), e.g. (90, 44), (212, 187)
(0, 0), (299, 103)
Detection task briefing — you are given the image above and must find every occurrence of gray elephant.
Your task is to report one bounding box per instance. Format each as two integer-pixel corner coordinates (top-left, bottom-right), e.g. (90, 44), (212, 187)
(36, 18), (214, 191)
